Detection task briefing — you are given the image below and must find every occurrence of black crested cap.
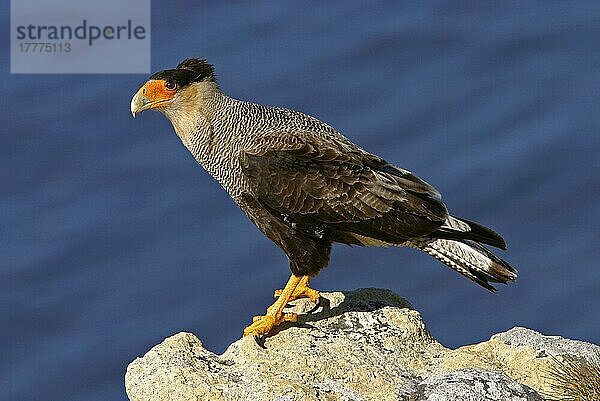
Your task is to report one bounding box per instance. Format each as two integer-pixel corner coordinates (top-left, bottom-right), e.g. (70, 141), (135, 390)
(149, 58), (216, 87)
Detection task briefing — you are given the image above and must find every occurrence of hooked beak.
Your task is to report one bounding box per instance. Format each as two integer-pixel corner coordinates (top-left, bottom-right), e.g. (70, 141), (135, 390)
(130, 80), (174, 118)
(130, 88), (151, 118)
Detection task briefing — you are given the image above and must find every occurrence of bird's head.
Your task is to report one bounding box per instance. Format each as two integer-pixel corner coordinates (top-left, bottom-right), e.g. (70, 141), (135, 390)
(130, 58), (217, 119)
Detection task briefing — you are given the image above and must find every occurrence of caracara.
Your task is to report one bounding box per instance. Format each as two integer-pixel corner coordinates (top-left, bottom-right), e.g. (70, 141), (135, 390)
(130, 58), (517, 337)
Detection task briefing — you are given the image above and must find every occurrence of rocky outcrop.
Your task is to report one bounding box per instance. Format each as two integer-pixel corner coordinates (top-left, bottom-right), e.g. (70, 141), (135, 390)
(125, 289), (599, 401)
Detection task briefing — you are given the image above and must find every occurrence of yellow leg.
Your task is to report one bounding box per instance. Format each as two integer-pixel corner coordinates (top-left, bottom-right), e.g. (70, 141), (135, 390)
(243, 274), (303, 337)
(274, 275), (320, 303)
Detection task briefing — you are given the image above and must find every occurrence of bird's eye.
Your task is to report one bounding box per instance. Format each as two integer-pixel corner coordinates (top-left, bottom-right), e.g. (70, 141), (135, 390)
(165, 81), (177, 91)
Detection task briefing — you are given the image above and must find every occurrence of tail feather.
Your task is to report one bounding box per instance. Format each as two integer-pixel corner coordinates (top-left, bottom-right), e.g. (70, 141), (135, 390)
(430, 215), (507, 250)
(408, 237), (517, 292)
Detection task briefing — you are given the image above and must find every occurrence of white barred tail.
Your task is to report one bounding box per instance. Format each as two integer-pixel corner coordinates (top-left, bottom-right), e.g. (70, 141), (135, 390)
(407, 237), (517, 291)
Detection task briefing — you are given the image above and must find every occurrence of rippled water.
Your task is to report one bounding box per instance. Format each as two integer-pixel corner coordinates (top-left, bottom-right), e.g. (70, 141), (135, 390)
(2, 2), (600, 400)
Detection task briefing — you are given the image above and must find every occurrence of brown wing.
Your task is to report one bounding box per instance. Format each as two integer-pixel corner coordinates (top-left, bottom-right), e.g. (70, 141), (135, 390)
(241, 133), (448, 244)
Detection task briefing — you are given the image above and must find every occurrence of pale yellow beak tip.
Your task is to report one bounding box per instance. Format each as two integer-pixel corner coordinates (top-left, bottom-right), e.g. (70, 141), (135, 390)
(130, 88), (149, 119)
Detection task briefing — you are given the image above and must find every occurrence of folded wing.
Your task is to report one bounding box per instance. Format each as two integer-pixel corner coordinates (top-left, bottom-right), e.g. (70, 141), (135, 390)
(241, 133), (448, 244)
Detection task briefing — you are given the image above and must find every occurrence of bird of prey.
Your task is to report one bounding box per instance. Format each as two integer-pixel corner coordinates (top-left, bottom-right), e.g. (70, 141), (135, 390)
(131, 58), (517, 337)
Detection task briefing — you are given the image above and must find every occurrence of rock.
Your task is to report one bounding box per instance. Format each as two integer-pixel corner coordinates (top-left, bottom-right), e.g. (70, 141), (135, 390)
(439, 327), (600, 395)
(125, 289), (599, 401)
(492, 326), (600, 362)
(413, 369), (543, 401)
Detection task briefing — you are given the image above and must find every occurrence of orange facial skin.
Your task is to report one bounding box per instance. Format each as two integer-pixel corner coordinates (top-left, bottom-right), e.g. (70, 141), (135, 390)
(130, 79), (177, 117)
(141, 80), (175, 106)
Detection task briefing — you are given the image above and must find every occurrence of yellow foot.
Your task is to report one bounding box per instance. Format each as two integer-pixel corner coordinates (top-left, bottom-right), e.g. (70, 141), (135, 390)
(274, 286), (320, 303)
(243, 274), (312, 337)
(274, 275), (320, 303)
(243, 312), (298, 337)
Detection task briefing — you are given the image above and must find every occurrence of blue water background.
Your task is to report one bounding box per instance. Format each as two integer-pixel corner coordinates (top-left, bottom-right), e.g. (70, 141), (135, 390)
(2, 2), (599, 400)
